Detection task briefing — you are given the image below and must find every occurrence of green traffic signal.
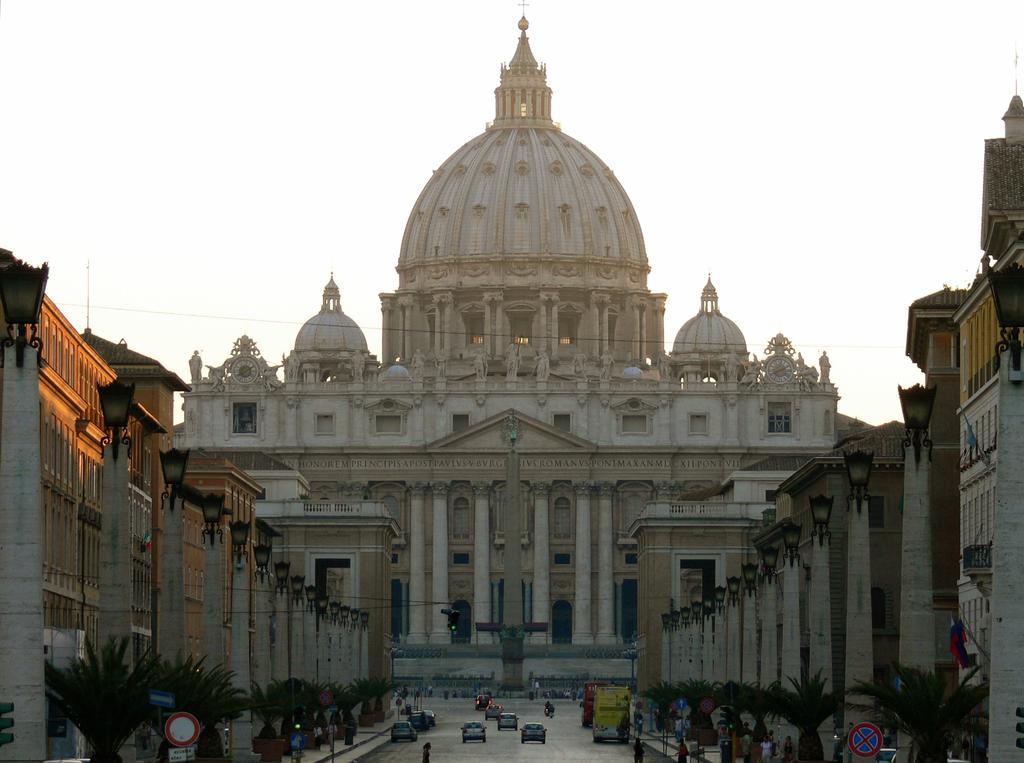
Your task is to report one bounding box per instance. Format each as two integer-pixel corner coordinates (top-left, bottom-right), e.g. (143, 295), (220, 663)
(0, 701), (13, 747)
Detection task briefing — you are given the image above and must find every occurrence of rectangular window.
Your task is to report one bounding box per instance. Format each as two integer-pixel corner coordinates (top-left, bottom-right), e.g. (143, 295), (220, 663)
(232, 403), (257, 434)
(553, 414), (571, 432)
(688, 413), (708, 435)
(314, 414), (335, 435)
(452, 552), (471, 565)
(391, 553), (399, 564)
(463, 313), (485, 346)
(868, 496), (885, 528)
(625, 552), (638, 565)
(452, 414), (470, 433)
(553, 552), (571, 565)
(374, 414), (403, 434)
(767, 402), (792, 433)
(765, 489), (777, 502)
(559, 335), (574, 345)
(621, 414), (648, 434)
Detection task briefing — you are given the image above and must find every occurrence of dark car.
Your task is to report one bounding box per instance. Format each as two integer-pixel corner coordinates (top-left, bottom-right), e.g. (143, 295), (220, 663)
(409, 711), (430, 731)
(423, 710), (436, 727)
(521, 722), (546, 744)
(484, 703), (503, 720)
(462, 721), (487, 743)
(475, 694), (492, 710)
(390, 721), (418, 743)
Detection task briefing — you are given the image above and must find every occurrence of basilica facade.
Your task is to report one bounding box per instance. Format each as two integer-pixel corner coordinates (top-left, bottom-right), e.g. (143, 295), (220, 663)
(180, 17), (840, 677)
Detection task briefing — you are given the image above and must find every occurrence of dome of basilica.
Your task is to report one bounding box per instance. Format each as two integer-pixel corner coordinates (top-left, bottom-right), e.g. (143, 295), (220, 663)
(673, 278), (747, 356)
(294, 277), (368, 354)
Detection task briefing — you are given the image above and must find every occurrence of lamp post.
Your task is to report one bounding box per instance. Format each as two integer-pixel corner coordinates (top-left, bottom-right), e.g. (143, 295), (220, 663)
(315, 592), (329, 682)
(759, 545), (779, 686)
(843, 449), (874, 750)
(808, 495), (834, 691)
(227, 521), (258, 762)
(661, 611), (673, 683)
(702, 594), (717, 682)
(740, 563), (758, 684)
(289, 575), (305, 682)
(726, 577), (741, 682)
(679, 607), (692, 682)
(158, 449), (190, 657)
(201, 494), (227, 664)
(359, 610), (370, 679)
(0, 253), (48, 763)
(252, 534), (273, 688)
(272, 560), (290, 683)
(897, 384), (938, 673)
(303, 585), (317, 680)
(983, 262), (1024, 758)
(780, 523), (802, 712)
(713, 586), (727, 681)
(691, 600), (704, 678)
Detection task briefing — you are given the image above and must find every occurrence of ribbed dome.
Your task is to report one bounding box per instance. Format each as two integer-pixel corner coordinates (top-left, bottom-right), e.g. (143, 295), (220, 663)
(294, 277), (368, 353)
(673, 278), (747, 355)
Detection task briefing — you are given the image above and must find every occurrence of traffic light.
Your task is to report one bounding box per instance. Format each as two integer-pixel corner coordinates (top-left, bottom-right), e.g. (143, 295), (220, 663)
(1016, 706), (1024, 749)
(441, 607), (459, 633)
(0, 702), (13, 747)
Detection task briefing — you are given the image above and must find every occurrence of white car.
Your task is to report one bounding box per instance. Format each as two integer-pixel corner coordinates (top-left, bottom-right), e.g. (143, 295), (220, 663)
(497, 712), (518, 730)
(876, 750), (899, 763)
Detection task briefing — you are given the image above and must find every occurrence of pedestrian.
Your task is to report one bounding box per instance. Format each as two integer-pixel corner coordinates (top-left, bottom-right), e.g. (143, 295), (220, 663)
(675, 715), (684, 743)
(782, 735), (794, 762)
(634, 736), (645, 763)
(677, 738), (689, 762)
(739, 726), (752, 763)
(422, 741), (431, 762)
(760, 734), (774, 762)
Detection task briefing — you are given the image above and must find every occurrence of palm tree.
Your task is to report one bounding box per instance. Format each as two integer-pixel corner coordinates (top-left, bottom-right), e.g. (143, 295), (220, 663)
(677, 679), (720, 729)
(45, 638), (161, 763)
(848, 665), (988, 763)
(731, 681), (779, 743)
(767, 672), (839, 761)
(641, 681), (679, 731)
(250, 681), (290, 739)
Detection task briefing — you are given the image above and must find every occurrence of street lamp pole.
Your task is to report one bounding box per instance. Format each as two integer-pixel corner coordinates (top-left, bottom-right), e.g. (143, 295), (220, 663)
(201, 493), (227, 665)
(228, 521), (259, 763)
(740, 563), (758, 685)
(781, 523), (802, 690)
(758, 545), (779, 686)
(158, 448), (190, 658)
(0, 253), (48, 763)
(808, 495), (834, 691)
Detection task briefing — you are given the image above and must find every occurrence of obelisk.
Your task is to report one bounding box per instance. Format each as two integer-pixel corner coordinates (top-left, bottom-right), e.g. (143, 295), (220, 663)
(501, 413), (525, 689)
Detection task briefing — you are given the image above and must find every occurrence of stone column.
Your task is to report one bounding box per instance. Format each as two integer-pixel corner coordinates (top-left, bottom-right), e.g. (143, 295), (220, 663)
(159, 494), (187, 658)
(473, 484), (492, 633)
(781, 554), (801, 688)
(532, 483), (550, 635)
(0, 341), (45, 763)
(407, 485), (428, 643)
(303, 606), (316, 681)
(727, 598), (742, 682)
(380, 296), (394, 365)
(573, 484), (594, 644)
(99, 443), (133, 646)
(741, 585), (758, 684)
(252, 580), (273, 689)
(661, 629), (671, 682)
(316, 617), (328, 683)
(595, 483), (616, 643)
(981, 354), (1024, 759)
(202, 539), (226, 664)
(230, 558), (258, 763)
(538, 294), (549, 356)
(809, 535), (833, 689)
(271, 596), (288, 682)
(550, 299), (560, 355)
(701, 613), (712, 680)
(898, 443), (935, 671)
(760, 575), (778, 686)
(483, 294), (496, 357)
(845, 489), (874, 750)
(398, 296), (413, 361)
(289, 591), (304, 680)
(429, 482), (450, 642)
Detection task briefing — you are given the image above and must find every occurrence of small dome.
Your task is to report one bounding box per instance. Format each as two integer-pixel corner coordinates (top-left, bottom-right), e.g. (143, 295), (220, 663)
(673, 278), (747, 355)
(382, 364), (411, 381)
(622, 366), (644, 379)
(294, 277), (368, 353)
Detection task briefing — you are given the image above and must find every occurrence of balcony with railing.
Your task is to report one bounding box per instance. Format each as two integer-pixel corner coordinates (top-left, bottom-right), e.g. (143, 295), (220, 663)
(963, 543), (992, 595)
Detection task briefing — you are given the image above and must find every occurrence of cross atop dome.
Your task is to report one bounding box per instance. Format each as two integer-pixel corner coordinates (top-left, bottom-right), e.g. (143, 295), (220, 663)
(700, 277), (720, 314)
(321, 275), (342, 313)
(491, 16), (555, 129)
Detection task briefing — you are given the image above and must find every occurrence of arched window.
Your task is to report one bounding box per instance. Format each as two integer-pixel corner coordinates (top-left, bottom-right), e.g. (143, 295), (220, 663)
(623, 494), (644, 529)
(871, 587), (886, 629)
(383, 495), (401, 522)
(553, 497), (572, 538)
(452, 496), (471, 539)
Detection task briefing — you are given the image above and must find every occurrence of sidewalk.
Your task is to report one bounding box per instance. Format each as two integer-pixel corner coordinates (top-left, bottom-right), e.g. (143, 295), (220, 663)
(304, 715), (395, 763)
(640, 729), (721, 762)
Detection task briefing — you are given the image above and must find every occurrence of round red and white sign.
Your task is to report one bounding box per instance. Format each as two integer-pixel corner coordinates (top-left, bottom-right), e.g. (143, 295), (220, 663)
(165, 711), (201, 747)
(698, 697), (716, 715)
(847, 721), (883, 757)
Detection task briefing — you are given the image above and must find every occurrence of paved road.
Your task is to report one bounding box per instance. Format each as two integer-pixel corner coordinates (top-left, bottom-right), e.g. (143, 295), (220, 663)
(360, 697), (638, 761)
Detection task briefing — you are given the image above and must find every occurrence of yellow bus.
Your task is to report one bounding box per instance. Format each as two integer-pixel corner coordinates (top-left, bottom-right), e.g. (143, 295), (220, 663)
(591, 685), (631, 743)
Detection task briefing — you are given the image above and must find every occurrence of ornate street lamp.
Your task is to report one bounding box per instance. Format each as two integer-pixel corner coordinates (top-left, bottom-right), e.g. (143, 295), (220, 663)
(843, 450), (874, 513)
(759, 545), (779, 582)
(253, 540), (272, 583)
(989, 261), (1024, 377)
(680, 606), (691, 628)
(350, 607), (361, 630)
(329, 600), (341, 625)
(691, 599), (703, 621)
(702, 595), (715, 620)
(304, 585), (317, 613)
(274, 560), (291, 595)
(741, 563), (759, 595)
(339, 604), (351, 626)
(782, 523), (802, 566)
(727, 576), (741, 606)
(714, 586), (726, 614)
(316, 592), (329, 622)
(229, 520), (250, 566)
(899, 384), (937, 463)
(201, 493), (225, 544)
(809, 495), (834, 546)
(289, 574), (305, 605)
(360, 610), (370, 631)
(159, 448), (190, 511)
(661, 612), (671, 631)
(671, 609), (681, 630)
(0, 254), (48, 367)
(98, 380), (135, 461)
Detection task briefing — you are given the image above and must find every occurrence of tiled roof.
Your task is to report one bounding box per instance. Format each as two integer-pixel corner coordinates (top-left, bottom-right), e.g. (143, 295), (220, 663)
(81, 329), (189, 391)
(830, 420), (905, 459)
(983, 139), (1024, 213)
(910, 286), (969, 309)
(741, 454), (813, 472)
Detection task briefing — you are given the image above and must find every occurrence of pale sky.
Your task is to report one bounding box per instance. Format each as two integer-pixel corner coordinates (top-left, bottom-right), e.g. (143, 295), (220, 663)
(2, 1), (1022, 424)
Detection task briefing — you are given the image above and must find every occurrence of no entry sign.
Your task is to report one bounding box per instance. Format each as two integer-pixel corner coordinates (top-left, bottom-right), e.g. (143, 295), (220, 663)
(165, 712), (201, 747)
(847, 721), (883, 757)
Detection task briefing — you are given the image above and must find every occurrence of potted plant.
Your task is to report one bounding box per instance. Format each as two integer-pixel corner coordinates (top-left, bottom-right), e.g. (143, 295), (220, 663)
(766, 672), (839, 762)
(250, 682), (289, 762)
(350, 678), (377, 727)
(677, 679), (720, 746)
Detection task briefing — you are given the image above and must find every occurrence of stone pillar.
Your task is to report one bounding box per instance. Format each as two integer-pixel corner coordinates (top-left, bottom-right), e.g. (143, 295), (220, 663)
(407, 485), (428, 643)
(760, 575), (778, 686)
(380, 296), (394, 365)
(727, 599), (742, 682)
(429, 482), (450, 642)
(538, 295), (549, 356)
(573, 484), (594, 644)
(701, 614), (713, 680)
(741, 586), (758, 685)
(0, 342), (45, 763)
(532, 483), (550, 636)
(202, 539), (226, 664)
(781, 554), (801, 687)
(159, 494), (187, 658)
(473, 484), (492, 634)
(271, 598), (288, 682)
(316, 617), (328, 683)
(252, 581), (273, 689)
(982, 354), (1024, 759)
(289, 594), (304, 680)
(844, 490), (874, 750)
(483, 294), (496, 357)
(898, 444), (935, 671)
(230, 559), (258, 763)
(809, 536), (833, 689)
(99, 443), (133, 646)
(398, 296), (413, 361)
(661, 629), (671, 683)
(550, 299), (560, 355)
(631, 301), (642, 362)
(595, 483), (616, 643)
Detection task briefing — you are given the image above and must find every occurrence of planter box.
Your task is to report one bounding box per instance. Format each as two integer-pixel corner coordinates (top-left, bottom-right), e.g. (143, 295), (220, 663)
(252, 738), (287, 762)
(374, 709), (385, 722)
(358, 713), (375, 727)
(696, 728), (719, 747)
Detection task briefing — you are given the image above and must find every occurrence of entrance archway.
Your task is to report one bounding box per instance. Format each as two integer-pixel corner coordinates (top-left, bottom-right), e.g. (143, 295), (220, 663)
(452, 599), (471, 643)
(552, 600), (572, 644)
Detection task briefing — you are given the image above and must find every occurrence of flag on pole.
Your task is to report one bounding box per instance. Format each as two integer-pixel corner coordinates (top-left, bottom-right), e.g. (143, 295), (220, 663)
(140, 531), (152, 552)
(950, 617), (970, 668)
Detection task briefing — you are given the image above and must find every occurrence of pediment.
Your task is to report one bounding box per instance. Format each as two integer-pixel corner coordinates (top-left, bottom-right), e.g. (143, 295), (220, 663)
(611, 396), (658, 413)
(428, 408), (595, 452)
